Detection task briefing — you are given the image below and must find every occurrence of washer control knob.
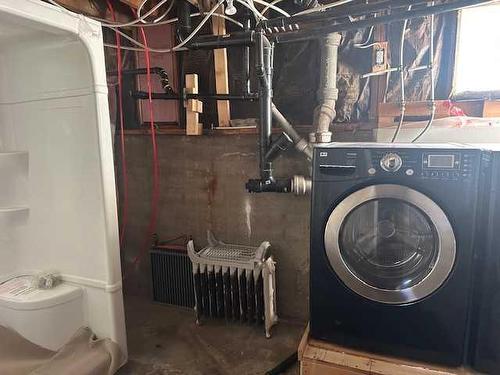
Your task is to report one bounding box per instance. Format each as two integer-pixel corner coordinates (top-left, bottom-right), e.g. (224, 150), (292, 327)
(380, 153), (403, 172)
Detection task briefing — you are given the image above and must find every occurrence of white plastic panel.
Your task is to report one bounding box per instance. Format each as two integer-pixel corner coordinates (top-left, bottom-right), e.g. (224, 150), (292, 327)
(0, 0), (126, 359)
(0, 152), (28, 208)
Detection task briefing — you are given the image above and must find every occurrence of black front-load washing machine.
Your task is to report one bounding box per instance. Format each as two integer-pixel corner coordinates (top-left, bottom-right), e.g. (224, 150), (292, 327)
(310, 143), (483, 367)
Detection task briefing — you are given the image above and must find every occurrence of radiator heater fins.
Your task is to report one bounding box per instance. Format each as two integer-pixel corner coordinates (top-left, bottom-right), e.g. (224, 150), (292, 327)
(188, 232), (278, 337)
(192, 267), (266, 324)
(151, 249), (196, 308)
(231, 271), (240, 321)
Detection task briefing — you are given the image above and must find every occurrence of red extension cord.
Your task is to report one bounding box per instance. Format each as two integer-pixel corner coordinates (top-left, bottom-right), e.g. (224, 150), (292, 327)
(106, 0), (129, 247)
(132, 15), (161, 268)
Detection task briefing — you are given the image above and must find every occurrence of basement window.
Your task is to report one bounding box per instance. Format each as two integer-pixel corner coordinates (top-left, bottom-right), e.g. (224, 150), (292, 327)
(453, 4), (500, 98)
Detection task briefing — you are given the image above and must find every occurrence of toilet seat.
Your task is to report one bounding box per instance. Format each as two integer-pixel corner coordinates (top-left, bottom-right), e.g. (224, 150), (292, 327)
(0, 276), (82, 310)
(0, 275), (85, 350)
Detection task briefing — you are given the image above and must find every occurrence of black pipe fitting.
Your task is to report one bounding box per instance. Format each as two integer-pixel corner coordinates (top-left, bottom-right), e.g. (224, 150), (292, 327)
(131, 91), (259, 101)
(256, 32), (274, 181)
(245, 178), (292, 193)
(188, 31), (255, 49)
(265, 133), (293, 163)
(177, 0), (192, 42)
(109, 67), (175, 95)
(266, 0), (493, 44)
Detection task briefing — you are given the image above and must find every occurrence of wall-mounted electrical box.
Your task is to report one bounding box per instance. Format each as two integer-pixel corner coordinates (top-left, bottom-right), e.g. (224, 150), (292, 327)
(371, 41), (389, 73)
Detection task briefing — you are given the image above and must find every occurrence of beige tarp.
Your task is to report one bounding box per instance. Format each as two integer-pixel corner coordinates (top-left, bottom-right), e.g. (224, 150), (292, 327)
(0, 326), (124, 375)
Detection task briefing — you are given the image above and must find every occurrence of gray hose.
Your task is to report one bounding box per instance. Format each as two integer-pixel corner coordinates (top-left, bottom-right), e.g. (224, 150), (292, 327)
(391, 6), (411, 143)
(412, 8), (436, 143)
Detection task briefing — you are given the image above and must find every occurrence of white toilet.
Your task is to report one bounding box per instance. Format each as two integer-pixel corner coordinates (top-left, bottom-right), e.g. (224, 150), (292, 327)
(0, 275), (84, 351)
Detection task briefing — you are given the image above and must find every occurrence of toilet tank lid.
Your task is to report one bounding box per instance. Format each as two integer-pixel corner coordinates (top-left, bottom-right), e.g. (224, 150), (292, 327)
(0, 276), (82, 310)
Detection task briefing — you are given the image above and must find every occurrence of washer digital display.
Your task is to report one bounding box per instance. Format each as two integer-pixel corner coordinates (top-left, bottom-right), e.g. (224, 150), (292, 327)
(428, 154), (455, 169)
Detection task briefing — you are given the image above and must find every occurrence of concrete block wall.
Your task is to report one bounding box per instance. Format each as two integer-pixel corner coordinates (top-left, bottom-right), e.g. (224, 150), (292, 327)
(119, 130), (373, 321)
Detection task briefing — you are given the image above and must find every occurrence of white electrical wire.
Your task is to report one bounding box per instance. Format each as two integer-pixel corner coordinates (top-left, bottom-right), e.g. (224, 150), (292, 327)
(138, 0), (175, 24)
(293, 0), (354, 16)
(106, 0), (224, 53)
(47, 0), (170, 27)
(253, 0), (290, 17)
(174, 0), (225, 50)
(237, 0), (268, 20)
(353, 25), (374, 48)
(97, 12), (243, 28)
(262, 0), (285, 15)
(49, 0), (242, 29)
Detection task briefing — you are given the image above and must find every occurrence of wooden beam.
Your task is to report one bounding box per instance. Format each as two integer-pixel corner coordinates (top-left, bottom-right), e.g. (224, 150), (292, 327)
(185, 74), (203, 135)
(377, 100), (486, 127)
(211, 5), (231, 127)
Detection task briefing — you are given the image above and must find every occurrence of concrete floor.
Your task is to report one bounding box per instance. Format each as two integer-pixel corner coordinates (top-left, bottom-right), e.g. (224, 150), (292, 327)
(118, 296), (305, 375)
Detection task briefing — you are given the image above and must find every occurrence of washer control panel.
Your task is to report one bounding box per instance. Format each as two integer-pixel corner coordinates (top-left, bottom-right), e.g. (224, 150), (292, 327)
(380, 153), (403, 172)
(315, 147), (479, 181)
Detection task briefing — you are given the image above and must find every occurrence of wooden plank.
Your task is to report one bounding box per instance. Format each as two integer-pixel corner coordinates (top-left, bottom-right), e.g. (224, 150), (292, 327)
(185, 74), (199, 93)
(211, 5), (231, 127)
(302, 359), (365, 375)
(298, 323), (310, 361)
(377, 100), (486, 127)
(299, 326), (471, 375)
(185, 74), (203, 136)
(186, 99), (203, 113)
(483, 100), (500, 117)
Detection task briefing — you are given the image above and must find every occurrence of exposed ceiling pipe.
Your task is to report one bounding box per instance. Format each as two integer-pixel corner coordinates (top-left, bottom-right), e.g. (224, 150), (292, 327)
(264, 0), (496, 44)
(177, 0), (193, 41)
(272, 103), (312, 160)
(311, 32), (341, 144)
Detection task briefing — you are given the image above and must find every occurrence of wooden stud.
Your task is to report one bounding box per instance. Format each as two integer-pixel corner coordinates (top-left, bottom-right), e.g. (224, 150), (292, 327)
(185, 74), (199, 94)
(211, 5), (231, 127)
(186, 99), (203, 113)
(185, 74), (203, 136)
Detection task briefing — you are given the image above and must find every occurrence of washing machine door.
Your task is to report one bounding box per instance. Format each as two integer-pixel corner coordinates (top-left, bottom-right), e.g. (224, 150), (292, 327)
(324, 184), (456, 304)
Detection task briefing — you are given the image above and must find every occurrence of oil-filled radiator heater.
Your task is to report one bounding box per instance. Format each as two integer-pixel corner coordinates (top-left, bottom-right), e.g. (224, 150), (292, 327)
(187, 232), (278, 338)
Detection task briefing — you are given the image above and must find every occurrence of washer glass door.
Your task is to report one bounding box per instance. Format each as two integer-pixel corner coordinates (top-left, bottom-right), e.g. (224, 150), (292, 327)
(324, 184), (456, 304)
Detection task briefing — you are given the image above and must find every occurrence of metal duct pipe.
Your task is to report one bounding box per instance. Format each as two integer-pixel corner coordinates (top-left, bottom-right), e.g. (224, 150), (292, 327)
(311, 32), (341, 144)
(272, 104), (312, 160)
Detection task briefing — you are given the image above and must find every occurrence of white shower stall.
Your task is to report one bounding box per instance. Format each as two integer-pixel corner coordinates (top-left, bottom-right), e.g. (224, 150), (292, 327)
(0, 0), (127, 360)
